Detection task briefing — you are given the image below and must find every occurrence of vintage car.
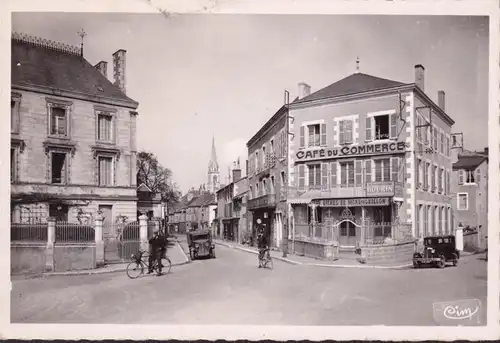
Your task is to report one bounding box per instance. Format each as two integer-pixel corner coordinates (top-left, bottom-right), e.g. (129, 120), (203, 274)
(413, 235), (460, 268)
(187, 229), (215, 260)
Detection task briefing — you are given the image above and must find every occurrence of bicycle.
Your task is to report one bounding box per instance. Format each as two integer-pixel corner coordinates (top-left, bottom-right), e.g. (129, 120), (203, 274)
(258, 248), (273, 270)
(126, 249), (172, 279)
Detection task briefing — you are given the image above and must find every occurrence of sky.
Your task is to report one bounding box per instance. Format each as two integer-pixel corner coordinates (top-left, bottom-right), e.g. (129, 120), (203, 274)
(12, 13), (489, 193)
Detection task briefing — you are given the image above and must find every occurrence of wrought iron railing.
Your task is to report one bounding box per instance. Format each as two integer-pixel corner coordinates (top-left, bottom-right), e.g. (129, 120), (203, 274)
(11, 223), (48, 242)
(55, 222), (94, 243)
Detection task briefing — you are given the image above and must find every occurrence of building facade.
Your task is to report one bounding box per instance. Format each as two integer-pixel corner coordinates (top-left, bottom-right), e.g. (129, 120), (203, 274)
(286, 65), (455, 250)
(10, 33), (139, 233)
(246, 105), (289, 249)
(233, 175), (249, 243)
(451, 149), (488, 247)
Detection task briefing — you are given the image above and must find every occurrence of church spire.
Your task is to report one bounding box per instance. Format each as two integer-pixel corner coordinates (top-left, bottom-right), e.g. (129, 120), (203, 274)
(207, 134), (220, 194)
(208, 134), (219, 172)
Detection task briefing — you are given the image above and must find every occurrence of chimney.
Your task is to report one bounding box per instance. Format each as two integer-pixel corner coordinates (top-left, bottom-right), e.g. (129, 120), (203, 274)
(414, 64), (425, 91)
(438, 90), (445, 111)
(112, 49), (127, 94)
(298, 82), (311, 99)
(483, 147), (489, 156)
(232, 166), (242, 183)
(94, 61), (108, 78)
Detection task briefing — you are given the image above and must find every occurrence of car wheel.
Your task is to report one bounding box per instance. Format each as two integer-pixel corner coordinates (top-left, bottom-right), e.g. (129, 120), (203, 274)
(452, 253), (458, 266)
(438, 255), (446, 269)
(189, 250), (194, 261)
(211, 249), (216, 258)
(413, 260), (419, 269)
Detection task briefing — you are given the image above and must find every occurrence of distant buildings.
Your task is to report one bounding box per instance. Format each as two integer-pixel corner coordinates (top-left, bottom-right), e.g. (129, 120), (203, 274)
(451, 148), (488, 248)
(10, 32), (139, 231)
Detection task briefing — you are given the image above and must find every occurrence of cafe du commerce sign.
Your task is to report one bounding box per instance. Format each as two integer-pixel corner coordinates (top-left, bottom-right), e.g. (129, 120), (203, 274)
(295, 141), (407, 161)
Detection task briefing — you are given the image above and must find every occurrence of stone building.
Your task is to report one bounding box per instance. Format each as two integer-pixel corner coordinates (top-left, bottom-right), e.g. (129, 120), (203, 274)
(451, 148), (488, 248)
(246, 104), (289, 249)
(286, 64), (455, 257)
(10, 32), (139, 230)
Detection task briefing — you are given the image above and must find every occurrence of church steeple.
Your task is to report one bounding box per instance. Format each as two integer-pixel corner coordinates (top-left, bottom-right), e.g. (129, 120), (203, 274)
(207, 135), (220, 193)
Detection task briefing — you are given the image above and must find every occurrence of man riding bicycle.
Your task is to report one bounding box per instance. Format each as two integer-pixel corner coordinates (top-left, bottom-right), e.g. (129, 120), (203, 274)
(148, 229), (167, 275)
(256, 219), (268, 268)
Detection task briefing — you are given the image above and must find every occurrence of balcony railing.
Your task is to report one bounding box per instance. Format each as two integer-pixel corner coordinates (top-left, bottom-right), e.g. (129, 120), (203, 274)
(287, 181), (403, 200)
(254, 152), (277, 175)
(247, 193), (277, 210)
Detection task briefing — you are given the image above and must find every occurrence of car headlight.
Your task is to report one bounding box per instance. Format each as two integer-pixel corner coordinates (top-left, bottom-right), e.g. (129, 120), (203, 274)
(204, 242), (209, 247)
(195, 243), (199, 248)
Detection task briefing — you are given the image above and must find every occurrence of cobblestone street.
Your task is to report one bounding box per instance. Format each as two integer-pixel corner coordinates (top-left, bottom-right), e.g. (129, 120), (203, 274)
(11, 245), (487, 325)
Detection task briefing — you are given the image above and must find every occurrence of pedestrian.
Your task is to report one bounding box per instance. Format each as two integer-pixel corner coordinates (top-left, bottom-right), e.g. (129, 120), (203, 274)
(148, 229), (167, 276)
(256, 219), (268, 268)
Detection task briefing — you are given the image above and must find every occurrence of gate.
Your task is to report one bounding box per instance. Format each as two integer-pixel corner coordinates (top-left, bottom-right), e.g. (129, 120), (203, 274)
(103, 220), (141, 263)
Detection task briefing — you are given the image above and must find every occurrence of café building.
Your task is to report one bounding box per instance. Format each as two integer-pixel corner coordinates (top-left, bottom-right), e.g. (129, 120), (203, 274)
(287, 65), (455, 253)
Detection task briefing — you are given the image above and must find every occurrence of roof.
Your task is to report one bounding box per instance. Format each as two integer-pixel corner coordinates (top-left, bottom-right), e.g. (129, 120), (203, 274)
(187, 193), (216, 207)
(247, 104), (288, 148)
(452, 154), (488, 171)
(11, 33), (138, 108)
(294, 73), (408, 104)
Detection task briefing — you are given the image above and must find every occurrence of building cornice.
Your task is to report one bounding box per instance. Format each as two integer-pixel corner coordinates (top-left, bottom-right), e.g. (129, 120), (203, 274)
(12, 83), (139, 110)
(289, 84), (455, 126)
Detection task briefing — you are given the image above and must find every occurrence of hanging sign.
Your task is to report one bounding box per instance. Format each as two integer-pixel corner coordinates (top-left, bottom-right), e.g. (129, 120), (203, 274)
(295, 141), (406, 161)
(316, 198), (390, 207)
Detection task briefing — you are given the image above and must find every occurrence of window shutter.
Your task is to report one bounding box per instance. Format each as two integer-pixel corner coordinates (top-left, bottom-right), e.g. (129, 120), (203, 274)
(390, 113), (397, 139)
(298, 165), (305, 191)
(299, 126), (305, 149)
(391, 157), (399, 182)
(346, 120), (353, 144)
(365, 117), (372, 141)
(320, 123), (327, 146)
(330, 162), (337, 187)
(321, 163), (328, 190)
(355, 160), (362, 185)
(365, 160), (372, 183)
(476, 168), (481, 183)
(458, 170), (464, 185)
(339, 120), (345, 145)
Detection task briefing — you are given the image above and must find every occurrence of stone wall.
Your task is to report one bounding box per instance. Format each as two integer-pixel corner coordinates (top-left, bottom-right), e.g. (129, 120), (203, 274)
(11, 243), (47, 275)
(53, 244), (97, 272)
(288, 238), (339, 261)
(360, 240), (416, 265)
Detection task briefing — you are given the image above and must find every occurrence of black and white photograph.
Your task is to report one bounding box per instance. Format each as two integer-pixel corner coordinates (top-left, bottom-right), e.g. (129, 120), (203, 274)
(3, 0), (499, 340)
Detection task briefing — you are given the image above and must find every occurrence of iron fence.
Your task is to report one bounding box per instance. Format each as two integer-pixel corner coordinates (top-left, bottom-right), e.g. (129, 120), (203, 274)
(11, 223), (48, 242)
(55, 221), (95, 243)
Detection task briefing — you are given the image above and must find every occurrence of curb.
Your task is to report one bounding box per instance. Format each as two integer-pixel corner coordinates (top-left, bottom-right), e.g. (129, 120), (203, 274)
(215, 241), (412, 270)
(41, 241), (191, 277)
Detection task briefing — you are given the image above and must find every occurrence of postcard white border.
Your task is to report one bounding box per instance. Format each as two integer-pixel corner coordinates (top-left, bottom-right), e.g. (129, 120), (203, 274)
(1, 0), (498, 341)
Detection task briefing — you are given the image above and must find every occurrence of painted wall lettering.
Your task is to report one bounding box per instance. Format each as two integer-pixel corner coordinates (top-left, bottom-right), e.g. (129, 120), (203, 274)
(296, 141), (407, 161)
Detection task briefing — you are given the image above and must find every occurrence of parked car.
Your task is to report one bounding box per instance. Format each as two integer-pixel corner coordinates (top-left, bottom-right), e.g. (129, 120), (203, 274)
(187, 229), (215, 260)
(413, 235), (460, 268)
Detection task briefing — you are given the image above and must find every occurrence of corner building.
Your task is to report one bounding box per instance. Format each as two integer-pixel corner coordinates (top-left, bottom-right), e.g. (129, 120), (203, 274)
(287, 65), (455, 250)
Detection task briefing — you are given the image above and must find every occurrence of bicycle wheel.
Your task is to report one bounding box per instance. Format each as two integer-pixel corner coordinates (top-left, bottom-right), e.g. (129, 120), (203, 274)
(126, 261), (144, 279)
(159, 257), (172, 274)
(266, 258), (274, 270)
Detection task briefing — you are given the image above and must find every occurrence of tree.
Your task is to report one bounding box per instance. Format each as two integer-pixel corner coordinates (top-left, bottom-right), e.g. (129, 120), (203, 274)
(136, 151), (181, 204)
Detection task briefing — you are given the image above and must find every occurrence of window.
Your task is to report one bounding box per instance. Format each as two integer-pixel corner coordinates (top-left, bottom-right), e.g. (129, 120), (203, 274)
(433, 127), (438, 151)
(49, 106), (68, 136)
(280, 171), (285, 187)
(255, 183), (259, 197)
(434, 206), (439, 235)
(417, 159), (422, 187)
(270, 139), (274, 154)
(446, 136), (450, 157)
(441, 207), (445, 235)
(416, 204), (423, 238)
(98, 156), (113, 186)
(458, 170), (465, 184)
(340, 162), (355, 186)
(457, 193), (468, 210)
(51, 152), (67, 184)
(10, 148), (17, 183)
(249, 186), (253, 199)
(431, 165), (436, 192)
(298, 165), (305, 191)
(374, 115), (390, 140)
(364, 160), (372, 183)
(270, 176), (275, 194)
(262, 145), (266, 167)
(423, 162), (429, 190)
(440, 132), (444, 154)
(374, 158), (390, 182)
(262, 179), (267, 195)
(308, 164), (321, 189)
(438, 168), (443, 193)
(465, 170), (475, 184)
(339, 120), (353, 145)
(97, 112), (113, 142)
(308, 124), (321, 147)
(330, 162), (338, 186)
(476, 167), (481, 184)
(255, 152), (259, 171)
(11, 97), (20, 133)
(423, 205), (428, 236)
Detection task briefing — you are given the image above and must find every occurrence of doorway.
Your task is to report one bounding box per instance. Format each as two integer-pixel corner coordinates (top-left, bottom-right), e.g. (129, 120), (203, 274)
(99, 205), (113, 238)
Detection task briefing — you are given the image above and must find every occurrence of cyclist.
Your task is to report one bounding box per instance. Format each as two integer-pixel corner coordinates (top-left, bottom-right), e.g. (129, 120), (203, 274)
(256, 219), (268, 268)
(148, 228), (167, 275)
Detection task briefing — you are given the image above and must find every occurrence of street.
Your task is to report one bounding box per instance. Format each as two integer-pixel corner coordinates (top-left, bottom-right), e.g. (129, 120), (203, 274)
(11, 245), (487, 326)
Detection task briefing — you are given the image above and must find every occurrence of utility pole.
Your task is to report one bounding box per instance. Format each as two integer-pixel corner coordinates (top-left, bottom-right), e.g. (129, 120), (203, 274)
(283, 90), (290, 258)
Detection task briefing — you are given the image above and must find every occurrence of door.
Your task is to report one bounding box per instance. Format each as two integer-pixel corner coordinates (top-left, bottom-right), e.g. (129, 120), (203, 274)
(339, 221), (357, 247)
(99, 205), (113, 238)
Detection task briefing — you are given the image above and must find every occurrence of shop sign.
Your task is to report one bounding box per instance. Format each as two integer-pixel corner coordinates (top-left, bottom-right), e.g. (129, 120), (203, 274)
(316, 197), (390, 207)
(366, 182), (395, 197)
(295, 141), (407, 161)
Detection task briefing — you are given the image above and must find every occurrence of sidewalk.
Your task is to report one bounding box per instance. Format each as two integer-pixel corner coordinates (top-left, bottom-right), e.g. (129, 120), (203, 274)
(214, 239), (413, 270)
(43, 239), (190, 276)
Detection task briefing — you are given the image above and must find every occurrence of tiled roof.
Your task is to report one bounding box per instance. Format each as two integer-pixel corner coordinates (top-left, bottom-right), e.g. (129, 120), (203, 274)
(11, 36), (138, 108)
(188, 193), (215, 207)
(294, 73), (409, 104)
(452, 154), (488, 170)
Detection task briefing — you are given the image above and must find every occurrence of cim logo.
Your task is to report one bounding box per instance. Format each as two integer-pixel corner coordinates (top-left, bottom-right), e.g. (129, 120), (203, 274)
(433, 299), (482, 325)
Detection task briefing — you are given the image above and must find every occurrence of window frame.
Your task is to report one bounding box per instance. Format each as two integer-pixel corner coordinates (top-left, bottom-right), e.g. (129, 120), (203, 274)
(373, 157), (391, 182)
(307, 123), (321, 148)
(95, 106), (117, 144)
(11, 93), (21, 134)
(46, 98), (72, 139)
(464, 170), (476, 185)
(457, 192), (469, 211)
